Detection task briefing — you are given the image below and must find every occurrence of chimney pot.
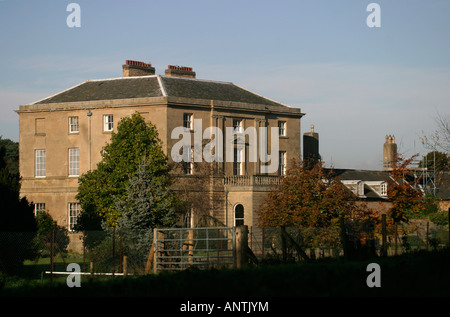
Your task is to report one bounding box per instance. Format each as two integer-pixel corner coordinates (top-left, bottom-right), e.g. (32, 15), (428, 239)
(165, 64), (196, 78)
(122, 59), (155, 77)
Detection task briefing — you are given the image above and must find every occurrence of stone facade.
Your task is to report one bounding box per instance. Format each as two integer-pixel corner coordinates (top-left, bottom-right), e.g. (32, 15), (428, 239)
(16, 61), (304, 251)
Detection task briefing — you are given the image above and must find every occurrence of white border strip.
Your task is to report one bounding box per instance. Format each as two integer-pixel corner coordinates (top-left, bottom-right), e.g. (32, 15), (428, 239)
(45, 271), (130, 276)
(157, 75), (167, 97)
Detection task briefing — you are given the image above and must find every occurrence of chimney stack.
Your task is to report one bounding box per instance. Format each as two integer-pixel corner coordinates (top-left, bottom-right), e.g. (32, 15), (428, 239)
(303, 124), (320, 168)
(383, 134), (397, 171)
(165, 65), (196, 78)
(122, 60), (155, 77)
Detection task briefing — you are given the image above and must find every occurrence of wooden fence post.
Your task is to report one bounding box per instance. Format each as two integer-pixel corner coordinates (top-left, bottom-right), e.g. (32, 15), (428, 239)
(144, 229), (157, 274)
(151, 229), (165, 273)
(339, 218), (348, 260)
(112, 227), (115, 277)
(90, 262), (94, 275)
(394, 222), (398, 255)
(262, 227), (265, 260)
(236, 225), (248, 269)
(280, 226), (287, 263)
(123, 256), (127, 276)
(187, 229), (194, 264)
(50, 224), (55, 283)
(381, 214), (387, 257)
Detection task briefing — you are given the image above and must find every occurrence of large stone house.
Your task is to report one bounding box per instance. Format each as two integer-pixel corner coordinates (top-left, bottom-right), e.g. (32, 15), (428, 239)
(16, 60), (304, 248)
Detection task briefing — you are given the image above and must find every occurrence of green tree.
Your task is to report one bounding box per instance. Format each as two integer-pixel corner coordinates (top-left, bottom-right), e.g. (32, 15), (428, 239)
(112, 161), (177, 271)
(76, 112), (172, 229)
(0, 137), (19, 175)
(419, 151), (449, 172)
(0, 145), (37, 274)
(34, 211), (69, 257)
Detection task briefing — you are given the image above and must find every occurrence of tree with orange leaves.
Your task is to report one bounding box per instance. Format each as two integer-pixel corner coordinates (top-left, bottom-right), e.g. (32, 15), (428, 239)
(387, 154), (426, 223)
(257, 160), (379, 260)
(257, 160), (355, 229)
(387, 154), (426, 253)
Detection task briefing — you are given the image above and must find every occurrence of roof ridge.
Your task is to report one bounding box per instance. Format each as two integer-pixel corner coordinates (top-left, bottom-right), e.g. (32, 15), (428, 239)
(159, 74), (233, 85)
(156, 75), (167, 97)
(87, 75), (158, 82)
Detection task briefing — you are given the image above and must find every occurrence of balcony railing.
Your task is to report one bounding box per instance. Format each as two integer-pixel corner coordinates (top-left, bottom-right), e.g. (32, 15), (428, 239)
(224, 175), (282, 186)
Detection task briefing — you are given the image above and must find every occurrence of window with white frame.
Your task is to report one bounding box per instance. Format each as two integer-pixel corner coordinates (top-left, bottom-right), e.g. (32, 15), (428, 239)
(233, 147), (244, 175)
(34, 203), (46, 215)
(69, 148), (80, 176)
(68, 203), (81, 231)
(381, 182), (387, 196)
(233, 119), (243, 133)
(279, 151), (286, 175)
(35, 149), (46, 178)
(183, 146), (194, 175)
(234, 204), (244, 226)
(103, 114), (113, 132)
(278, 121), (286, 136)
(183, 113), (193, 130)
(69, 116), (79, 133)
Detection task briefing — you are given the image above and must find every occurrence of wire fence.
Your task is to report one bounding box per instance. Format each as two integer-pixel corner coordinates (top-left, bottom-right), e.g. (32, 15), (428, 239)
(0, 217), (448, 279)
(249, 218), (449, 263)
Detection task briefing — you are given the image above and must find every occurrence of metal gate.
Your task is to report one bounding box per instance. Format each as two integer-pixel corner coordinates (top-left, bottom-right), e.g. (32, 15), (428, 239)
(153, 227), (236, 272)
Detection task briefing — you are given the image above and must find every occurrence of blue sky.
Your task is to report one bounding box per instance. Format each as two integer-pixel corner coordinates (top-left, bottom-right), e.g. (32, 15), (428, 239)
(1, 0), (449, 170)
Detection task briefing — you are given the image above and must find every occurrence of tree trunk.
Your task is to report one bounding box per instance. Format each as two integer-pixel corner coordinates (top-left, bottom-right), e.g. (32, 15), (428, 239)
(280, 227), (310, 262)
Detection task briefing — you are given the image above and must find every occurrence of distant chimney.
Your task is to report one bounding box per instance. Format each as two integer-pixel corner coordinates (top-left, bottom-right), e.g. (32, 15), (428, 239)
(383, 134), (397, 171)
(122, 60), (155, 77)
(303, 124), (320, 168)
(165, 65), (196, 78)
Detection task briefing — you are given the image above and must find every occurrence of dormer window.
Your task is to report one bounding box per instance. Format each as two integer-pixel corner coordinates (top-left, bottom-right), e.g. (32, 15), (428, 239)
(381, 182), (387, 196)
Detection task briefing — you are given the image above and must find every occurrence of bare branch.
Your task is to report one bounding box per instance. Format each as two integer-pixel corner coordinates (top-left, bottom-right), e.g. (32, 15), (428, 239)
(421, 111), (450, 153)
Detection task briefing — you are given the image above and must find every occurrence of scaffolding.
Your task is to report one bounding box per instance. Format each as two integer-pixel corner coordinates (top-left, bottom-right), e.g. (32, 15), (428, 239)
(411, 154), (438, 196)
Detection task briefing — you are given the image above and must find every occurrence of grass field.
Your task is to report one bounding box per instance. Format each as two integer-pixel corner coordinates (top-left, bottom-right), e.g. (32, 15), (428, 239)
(1, 248), (450, 298)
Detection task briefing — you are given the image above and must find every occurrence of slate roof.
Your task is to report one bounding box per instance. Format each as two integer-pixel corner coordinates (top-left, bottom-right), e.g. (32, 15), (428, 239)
(32, 75), (291, 109)
(34, 77), (162, 104)
(331, 169), (391, 182)
(327, 169), (391, 200)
